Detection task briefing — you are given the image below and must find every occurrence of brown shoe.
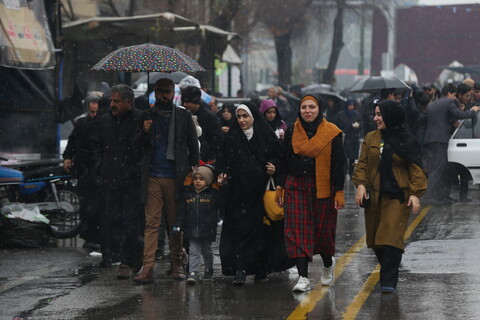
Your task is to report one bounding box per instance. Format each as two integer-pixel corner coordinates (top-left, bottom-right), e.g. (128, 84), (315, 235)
(172, 260), (185, 280)
(133, 266), (154, 284)
(117, 264), (132, 280)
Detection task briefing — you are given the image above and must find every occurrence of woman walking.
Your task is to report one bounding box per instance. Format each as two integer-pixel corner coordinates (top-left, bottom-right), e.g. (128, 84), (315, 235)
(352, 100), (427, 293)
(275, 93), (345, 292)
(217, 102), (287, 285)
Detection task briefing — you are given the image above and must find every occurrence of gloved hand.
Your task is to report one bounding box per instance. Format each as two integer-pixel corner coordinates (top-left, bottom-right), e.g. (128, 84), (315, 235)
(171, 226), (182, 235)
(275, 187), (284, 207)
(334, 190), (345, 210)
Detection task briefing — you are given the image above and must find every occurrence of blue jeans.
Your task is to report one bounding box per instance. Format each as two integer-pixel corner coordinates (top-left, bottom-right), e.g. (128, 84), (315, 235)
(100, 184), (143, 267)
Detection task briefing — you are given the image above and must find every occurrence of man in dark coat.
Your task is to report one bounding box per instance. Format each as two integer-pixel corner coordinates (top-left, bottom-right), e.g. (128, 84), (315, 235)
(423, 83), (479, 204)
(94, 84), (144, 280)
(334, 99), (362, 177)
(134, 78), (199, 283)
(181, 85), (224, 163)
(63, 94), (103, 249)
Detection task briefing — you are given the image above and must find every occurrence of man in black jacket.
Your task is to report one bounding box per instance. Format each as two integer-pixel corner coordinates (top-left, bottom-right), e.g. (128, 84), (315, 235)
(134, 78), (199, 283)
(95, 84), (144, 280)
(181, 85), (224, 163)
(63, 94), (103, 249)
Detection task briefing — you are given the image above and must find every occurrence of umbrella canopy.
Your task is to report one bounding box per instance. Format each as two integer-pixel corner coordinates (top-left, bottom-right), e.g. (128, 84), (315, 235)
(91, 43), (206, 73)
(134, 71), (189, 86)
(349, 76), (410, 93)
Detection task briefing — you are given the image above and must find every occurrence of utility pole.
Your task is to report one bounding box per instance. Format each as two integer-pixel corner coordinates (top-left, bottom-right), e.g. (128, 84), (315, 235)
(358, 2), (365, 75)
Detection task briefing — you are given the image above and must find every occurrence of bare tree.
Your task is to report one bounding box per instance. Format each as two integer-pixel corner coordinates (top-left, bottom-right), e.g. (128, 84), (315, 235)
(255, 0), (313, 86)
(322, 0), (345, 85)
(196, 0), (243, 90)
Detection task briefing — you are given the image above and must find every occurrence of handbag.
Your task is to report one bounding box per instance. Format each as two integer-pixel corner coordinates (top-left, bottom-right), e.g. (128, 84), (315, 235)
(263, 176), (284, 221)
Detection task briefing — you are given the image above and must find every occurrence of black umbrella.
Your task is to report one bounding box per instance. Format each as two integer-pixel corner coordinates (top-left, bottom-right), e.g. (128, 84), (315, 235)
(349, 76), (410, 93)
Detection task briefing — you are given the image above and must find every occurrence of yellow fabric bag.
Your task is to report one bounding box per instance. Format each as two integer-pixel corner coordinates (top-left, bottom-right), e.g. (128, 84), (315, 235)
(263, 177), (284, 221)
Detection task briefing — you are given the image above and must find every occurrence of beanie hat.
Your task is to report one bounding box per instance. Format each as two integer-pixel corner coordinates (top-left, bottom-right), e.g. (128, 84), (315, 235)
(193, 166), (214, 186)
(181, 86), (202, 104)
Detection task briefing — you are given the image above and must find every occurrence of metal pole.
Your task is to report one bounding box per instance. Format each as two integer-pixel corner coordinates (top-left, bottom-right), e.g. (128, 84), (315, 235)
(358, 2), (365, 75)
(387, 0), (396, 72)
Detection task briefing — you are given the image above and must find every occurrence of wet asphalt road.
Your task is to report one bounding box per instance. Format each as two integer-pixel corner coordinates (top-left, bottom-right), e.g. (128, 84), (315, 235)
(1, 181), (480, 320)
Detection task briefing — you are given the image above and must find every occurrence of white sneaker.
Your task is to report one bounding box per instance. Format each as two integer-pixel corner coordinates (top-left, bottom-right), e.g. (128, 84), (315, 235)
(321, 257), (336, 286)
(292, 276), (311, 292)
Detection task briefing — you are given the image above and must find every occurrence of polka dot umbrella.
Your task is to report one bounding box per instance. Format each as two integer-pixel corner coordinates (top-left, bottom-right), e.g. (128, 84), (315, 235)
(91, 43), (206, 84)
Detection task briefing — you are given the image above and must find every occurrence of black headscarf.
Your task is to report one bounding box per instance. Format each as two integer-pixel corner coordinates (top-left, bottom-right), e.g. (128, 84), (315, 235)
(219, 103), (236, 128)
(298, 93), (325, 138)
(377, 100), (423, 203)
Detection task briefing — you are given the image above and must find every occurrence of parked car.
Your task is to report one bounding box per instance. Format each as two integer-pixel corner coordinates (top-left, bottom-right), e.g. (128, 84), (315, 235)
(447, 112), (480, 184)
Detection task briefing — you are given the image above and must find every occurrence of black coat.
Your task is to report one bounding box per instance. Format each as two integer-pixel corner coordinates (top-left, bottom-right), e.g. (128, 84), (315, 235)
(334, 109), (362, 144)
(195, 102), (224, 162)
(177, 185), (226, 242)
(216, 102), (283, 275)
(94, 109), (143, 188)
(63, 115), (100, 178)
(139, 106), (199, 203)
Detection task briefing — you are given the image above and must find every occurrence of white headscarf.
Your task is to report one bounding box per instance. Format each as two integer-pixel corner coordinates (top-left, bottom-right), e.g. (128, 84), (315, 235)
(236, 104), (254, 140)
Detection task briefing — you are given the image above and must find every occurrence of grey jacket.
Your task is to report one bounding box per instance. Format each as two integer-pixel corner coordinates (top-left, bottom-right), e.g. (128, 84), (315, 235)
(423, 97), (476, 144)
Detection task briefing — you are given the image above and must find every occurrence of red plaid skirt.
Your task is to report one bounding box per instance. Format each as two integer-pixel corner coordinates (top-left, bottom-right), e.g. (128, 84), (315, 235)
(284, 175), (337, 260)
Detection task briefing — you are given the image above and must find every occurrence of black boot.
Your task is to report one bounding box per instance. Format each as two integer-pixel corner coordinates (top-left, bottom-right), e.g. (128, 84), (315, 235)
(379, 246), (403, 292)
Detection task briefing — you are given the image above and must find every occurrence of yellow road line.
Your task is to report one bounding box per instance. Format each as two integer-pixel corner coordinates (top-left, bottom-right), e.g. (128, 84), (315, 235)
(287, 235), (367, 320)
(340, 205), (432, 320)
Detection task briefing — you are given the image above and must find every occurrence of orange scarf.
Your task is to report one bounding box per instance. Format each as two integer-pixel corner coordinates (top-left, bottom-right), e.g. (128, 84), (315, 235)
(292, 119), (342, 198)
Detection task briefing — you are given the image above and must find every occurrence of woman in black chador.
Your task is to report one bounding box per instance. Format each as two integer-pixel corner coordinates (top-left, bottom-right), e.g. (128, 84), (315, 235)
(217, 102), (291, 285)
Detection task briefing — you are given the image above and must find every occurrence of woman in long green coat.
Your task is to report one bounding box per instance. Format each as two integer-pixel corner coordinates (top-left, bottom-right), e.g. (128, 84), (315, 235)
(352, 100), (427, 293)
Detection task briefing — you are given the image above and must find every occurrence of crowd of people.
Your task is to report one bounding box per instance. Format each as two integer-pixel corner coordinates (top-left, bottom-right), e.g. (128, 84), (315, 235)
(63, 75), (479, 294)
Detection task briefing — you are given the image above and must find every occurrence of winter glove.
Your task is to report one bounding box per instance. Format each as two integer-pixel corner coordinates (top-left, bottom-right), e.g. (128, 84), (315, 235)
(334, 190), (345, 209)
(275, 187), (284, 207)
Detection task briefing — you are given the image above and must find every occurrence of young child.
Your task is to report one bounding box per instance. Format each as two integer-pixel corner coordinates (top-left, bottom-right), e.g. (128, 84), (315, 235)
(178, 165), (225, 285)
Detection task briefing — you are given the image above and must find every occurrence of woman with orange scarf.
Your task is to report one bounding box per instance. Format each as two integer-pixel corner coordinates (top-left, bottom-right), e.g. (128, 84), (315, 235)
(275, 93), (345, 292)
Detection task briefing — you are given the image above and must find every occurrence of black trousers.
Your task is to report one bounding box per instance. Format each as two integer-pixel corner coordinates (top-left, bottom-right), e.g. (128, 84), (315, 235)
(375, 245), (403, 289)
(77, 174), (104, 244)
(100, 184), (143, 267)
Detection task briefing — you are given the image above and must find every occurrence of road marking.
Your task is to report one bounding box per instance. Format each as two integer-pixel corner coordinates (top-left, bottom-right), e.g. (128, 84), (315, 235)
(287, 235), (367, 320)
(340, 205), (432, 320)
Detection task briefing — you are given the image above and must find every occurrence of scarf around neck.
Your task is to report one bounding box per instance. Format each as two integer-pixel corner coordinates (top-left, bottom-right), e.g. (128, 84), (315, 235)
(153, 100), (176, 161)
(292, 118), (342, 198)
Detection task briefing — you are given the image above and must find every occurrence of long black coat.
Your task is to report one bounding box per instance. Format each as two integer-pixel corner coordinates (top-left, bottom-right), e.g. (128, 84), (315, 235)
(139, 106), (199, 203)
(94, 109), (143, 187)
(177, 186), (226, 242)
(216, 102), (284, 275)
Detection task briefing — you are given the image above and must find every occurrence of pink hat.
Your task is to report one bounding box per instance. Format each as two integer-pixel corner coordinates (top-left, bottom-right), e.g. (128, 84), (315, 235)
(259, 99), (277, 114)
